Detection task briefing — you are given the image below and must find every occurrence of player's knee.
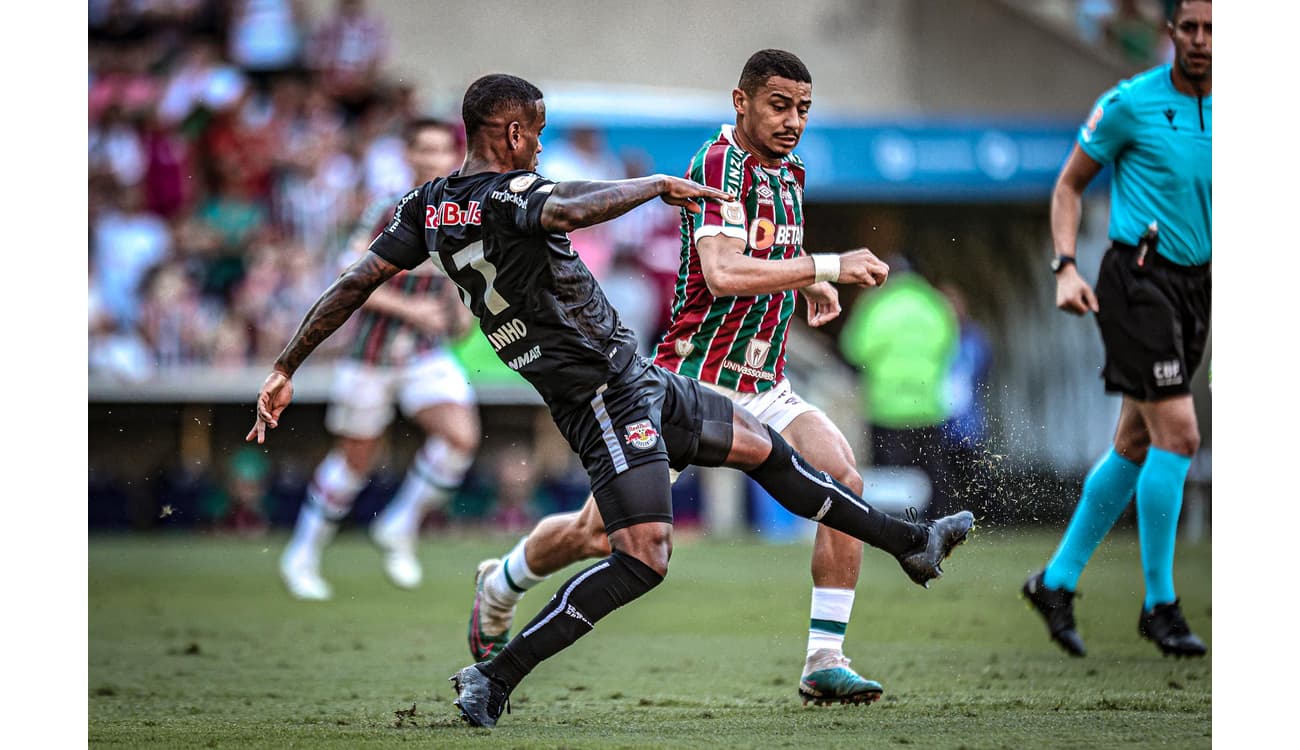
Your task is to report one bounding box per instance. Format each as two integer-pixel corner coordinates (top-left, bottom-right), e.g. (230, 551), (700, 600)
(440, 416), (481, 455)
(610, 524), (672, 578)
(338, 439), (378, 474)
(1160, 430), (1200, 458)
(1114, 431), (1151, 464)
(827, 461), (863, 495)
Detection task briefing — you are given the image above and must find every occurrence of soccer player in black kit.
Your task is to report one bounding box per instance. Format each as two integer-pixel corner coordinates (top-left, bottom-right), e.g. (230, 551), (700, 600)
(246, 74), (974, 728)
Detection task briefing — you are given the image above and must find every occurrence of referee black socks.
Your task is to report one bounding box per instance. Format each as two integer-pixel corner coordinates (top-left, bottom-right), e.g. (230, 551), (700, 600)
(480, 550), (664, 691)
(746, 426), (925, 558)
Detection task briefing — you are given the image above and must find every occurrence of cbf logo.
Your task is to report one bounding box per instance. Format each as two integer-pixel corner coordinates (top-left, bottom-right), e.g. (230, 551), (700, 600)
(1154, 360), (1183, 387)
(624, 420), (659, 450)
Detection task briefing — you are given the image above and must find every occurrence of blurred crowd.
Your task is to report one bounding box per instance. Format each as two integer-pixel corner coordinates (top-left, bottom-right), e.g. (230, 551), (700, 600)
(1074, 0), (1182, 67)
(89, 0), (681, 385)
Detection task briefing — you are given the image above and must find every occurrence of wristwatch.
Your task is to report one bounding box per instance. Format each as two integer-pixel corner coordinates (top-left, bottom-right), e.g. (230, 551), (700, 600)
(1050, 256), (1077, 274)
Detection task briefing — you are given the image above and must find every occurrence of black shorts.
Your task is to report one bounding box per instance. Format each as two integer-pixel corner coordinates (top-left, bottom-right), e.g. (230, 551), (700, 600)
(550, 356), (734, 533)
(1095, 242), (1211, 401)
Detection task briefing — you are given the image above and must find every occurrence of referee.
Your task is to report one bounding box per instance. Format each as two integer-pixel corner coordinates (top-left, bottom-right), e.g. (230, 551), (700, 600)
(1023, 0), (1211, 658)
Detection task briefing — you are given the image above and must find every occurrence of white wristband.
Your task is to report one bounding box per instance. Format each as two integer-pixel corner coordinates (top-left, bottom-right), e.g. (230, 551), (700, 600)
(812, 254), (841, 283)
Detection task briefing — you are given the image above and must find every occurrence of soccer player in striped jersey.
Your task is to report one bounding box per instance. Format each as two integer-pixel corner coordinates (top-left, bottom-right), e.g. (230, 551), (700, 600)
(466, 50), (950, 706)
(279, 118), (479, 600)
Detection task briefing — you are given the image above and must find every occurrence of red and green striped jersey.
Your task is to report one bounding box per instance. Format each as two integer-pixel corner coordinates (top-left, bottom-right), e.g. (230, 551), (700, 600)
(653, 124), (807, 393)
(345, 193), (451, 367)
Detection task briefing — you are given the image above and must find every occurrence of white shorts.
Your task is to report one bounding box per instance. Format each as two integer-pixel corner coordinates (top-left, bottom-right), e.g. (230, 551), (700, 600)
(669, 378), (821, 482)
(324, 348), (475, 439)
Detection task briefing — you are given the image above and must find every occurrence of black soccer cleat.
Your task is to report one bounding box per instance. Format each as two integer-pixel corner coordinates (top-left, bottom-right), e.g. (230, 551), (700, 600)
(895, 510), (975, 588)
(1138, 600), (1207, 658)
(1022, 570), (1087, 657)
(449, 663), (511, 728)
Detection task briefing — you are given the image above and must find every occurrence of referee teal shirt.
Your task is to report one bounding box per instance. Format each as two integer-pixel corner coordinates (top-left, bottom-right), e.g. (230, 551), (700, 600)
(1078, 64), (1211, 267)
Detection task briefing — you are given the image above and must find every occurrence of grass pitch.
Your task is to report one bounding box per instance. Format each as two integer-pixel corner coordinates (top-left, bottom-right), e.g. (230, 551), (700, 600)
(89, 527), (1211, 748)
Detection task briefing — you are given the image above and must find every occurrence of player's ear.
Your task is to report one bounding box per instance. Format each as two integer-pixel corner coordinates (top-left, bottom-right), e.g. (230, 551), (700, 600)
(507, 121), (521, 151)
(732, 87), (746, 117)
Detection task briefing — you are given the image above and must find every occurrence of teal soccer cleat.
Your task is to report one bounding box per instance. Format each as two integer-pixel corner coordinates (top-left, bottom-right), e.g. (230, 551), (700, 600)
(798, 650), (884, 706)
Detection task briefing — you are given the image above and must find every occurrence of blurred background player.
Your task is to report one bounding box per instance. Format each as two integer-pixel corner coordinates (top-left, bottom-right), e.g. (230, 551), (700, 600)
(1022, 0), (1210, 658)
(466, 50), (925, 707)
(279, 117), (478, 600)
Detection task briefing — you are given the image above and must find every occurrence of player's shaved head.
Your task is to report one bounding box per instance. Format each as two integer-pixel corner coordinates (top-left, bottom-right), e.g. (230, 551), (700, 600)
(462, 74), (544, 138)
(738, 49), (811, 95)
(1171, 0), (1210, 23)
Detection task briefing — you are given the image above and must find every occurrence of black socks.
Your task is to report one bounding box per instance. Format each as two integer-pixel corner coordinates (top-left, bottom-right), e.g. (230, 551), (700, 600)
(481, 550), (664, 691)
(746, 425), (924, 558)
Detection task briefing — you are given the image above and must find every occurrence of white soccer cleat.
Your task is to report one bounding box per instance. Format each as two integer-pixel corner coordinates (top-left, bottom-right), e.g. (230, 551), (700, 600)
(279, 547), (332, 601)
(371, 521), (423, 589)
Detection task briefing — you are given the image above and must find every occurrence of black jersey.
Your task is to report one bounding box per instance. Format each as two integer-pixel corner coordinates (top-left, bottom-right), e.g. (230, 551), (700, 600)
(368, 169), (639, 406)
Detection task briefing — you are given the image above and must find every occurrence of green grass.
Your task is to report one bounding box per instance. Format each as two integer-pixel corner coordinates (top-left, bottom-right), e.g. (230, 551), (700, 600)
(89, 527), (1211, 748)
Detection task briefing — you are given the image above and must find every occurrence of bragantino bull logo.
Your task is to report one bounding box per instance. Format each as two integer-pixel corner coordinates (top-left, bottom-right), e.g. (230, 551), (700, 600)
(623, 420), (660, 450)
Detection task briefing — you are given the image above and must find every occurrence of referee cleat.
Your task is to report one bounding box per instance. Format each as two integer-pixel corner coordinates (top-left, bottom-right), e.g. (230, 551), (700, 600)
(450, 663), (511, 728)
(896, 510), (975, 588)
(798, 649), (884, 706)
(468, 559), (513, 660)
(1022, 570), (1086, 657)
(1139, 600), (1207, 658)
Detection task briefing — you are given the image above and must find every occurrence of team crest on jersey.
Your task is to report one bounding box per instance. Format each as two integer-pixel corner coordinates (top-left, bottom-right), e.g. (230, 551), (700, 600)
(624, 420), (660, 450)
(745, 339), (771, 369)
(748, 218), (777, 250)
(674, 338), (694, 358)
(721, 201), (745, 225)
(509, 173), (539, 192)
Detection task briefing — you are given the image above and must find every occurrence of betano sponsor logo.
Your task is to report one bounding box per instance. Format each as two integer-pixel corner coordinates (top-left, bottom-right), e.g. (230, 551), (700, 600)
(748, 218), (802, 250)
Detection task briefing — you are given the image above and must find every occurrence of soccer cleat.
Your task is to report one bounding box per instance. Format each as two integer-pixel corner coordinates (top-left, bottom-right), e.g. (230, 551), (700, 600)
(1022, 570), (1086, 657)
(895, 510), (975, 588)
(370, 521), (422, 589)
(450, 663), (511, 728)
(279, 547), (332, 601)
(468, 559), (514, 660)
(1138, 600), (1207, 657)
(798, 649), (884, 706)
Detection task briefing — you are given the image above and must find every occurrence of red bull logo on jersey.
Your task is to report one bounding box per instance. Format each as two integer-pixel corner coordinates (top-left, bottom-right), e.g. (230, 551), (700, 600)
(425, 201), (482, 229)
(624, 420), (660, 450)
(748, 218), (802, 251)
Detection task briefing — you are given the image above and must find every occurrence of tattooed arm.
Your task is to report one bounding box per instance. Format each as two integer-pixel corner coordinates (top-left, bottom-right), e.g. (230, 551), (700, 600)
(246, 251), (402, 444)
(540, 175), (733, 233)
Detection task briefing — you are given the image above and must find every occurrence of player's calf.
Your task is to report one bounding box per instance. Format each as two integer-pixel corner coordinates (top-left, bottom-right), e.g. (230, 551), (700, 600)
(744, 426), (973, 585)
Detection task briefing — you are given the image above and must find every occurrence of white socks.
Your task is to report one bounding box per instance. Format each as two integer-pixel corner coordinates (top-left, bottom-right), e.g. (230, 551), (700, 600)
(374, 437), (472, 537)
(807, 587), (856, 657)
(483, 536), (548, 608)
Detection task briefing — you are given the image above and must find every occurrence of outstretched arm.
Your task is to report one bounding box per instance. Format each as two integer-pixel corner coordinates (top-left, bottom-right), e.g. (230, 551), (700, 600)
(697, 235), (890, 298)
(540, 175), (731, 233)
(246, 251), (402, 443)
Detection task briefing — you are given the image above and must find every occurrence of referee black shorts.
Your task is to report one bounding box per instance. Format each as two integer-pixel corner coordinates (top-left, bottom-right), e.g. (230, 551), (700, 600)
(1094, 241), (1211, 401)
(550, 356), (734, 533)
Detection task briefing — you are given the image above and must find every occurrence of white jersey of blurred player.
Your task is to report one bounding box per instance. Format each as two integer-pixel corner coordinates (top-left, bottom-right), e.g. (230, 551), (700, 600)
(280, 119), (480, 600)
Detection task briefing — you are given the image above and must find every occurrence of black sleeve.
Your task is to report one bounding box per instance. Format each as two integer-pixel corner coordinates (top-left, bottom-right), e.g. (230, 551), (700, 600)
(484, 172), (557, 235)
(368, 186), (430, 270)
